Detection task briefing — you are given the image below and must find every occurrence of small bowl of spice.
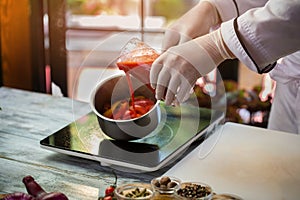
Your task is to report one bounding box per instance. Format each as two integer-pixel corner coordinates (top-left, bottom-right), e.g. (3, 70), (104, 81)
(114, 183), (154, 200)
(151, 176), (181, 195)
(177, 182), (213, 200)
(211, 194), (243, 200)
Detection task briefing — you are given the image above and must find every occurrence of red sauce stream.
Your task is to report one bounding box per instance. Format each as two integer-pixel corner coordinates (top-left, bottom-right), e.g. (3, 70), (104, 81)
(115, 49), (159, 119)
(117, 60), (156, 118)
(125, 72), (136, 112)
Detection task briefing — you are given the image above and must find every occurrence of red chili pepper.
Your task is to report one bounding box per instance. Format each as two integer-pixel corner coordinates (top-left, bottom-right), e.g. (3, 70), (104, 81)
(143, 105), (150, 112)
(134, 99), (154, 107)
(105, 186), (115, 197)
(134, 105), (147, 115)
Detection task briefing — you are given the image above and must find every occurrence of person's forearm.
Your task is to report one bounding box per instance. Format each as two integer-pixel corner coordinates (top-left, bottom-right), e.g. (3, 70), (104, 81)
(175, 1), (220, 37)
(162, 1), (221, 50)
(221, 0), (300, 73)
(166, 1), (220, 39)
(208, 0), (267, 22)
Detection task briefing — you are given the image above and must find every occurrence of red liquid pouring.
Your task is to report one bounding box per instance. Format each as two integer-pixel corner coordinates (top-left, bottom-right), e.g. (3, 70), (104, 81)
(125, 72), (136, 112)
(115, 38), (159, 119)
(116, 60), (156, 119)
(117, 51), (158, 93)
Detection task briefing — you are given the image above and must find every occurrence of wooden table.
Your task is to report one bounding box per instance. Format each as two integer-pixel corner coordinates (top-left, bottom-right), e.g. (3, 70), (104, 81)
(0, 87), (168, 199)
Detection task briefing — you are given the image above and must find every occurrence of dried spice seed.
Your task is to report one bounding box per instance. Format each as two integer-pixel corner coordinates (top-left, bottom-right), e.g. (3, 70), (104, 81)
(157, 176), (178, 189)
(160, 176), (171, 185)
(177, 183), (211, 199)
(167, 181), (177, 188)
(122, 187), (151, 198)
(153, 179), (160, 187)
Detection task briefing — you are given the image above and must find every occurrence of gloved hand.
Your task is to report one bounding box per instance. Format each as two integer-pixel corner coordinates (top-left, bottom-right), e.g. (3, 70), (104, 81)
(150, 28), (235, 105)
(162, 1), (220, 51)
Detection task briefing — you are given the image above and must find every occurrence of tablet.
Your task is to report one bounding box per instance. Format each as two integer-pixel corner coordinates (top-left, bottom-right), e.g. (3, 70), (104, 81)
(40, 103), (224, 172)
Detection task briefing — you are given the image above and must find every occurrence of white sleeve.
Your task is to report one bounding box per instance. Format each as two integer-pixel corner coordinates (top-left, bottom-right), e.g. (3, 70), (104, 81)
(206, 0), (268, 21)
(220, 0), (300, 73)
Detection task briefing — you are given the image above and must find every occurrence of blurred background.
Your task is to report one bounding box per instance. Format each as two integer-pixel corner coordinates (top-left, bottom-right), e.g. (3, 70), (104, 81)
(0, 0), (275, 128)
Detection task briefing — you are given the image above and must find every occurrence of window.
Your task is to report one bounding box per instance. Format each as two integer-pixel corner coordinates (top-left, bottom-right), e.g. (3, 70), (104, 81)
(64, 0), (199, 101)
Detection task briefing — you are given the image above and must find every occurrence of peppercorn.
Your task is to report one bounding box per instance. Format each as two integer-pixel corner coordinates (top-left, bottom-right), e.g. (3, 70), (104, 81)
(177, 183), (212, 199)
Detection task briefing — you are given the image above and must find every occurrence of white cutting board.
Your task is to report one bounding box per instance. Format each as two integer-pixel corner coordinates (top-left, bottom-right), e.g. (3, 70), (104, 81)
(164, 122), (300, 200)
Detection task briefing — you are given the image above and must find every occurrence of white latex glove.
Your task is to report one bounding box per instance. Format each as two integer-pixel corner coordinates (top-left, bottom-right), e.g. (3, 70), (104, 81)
(162, 1), (220, 51)
(150, 28), (235, 105)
